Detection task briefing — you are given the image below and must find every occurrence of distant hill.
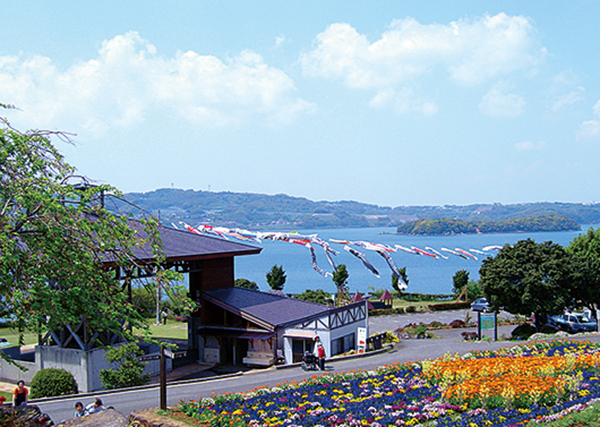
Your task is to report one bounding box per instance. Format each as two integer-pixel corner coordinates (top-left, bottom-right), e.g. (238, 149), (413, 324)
(120, 188), (600, 230)
(396, 214), (581, 235)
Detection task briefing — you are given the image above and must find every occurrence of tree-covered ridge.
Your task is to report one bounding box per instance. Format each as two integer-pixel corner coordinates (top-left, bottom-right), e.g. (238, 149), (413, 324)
(122, 187), (600, 230)
(396, 214), (580, 235)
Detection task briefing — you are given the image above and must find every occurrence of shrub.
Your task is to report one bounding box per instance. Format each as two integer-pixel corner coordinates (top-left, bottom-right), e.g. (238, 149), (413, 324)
(428, 321), (444, 329)
(512, 323), (536, 340)
(449, 319), (466, 328)
(368, 307), (404, 316)
(405, 306), (417, 313)
(30, 368), (78, 398)
(462, 331), (478, 341)
(99, 343), (150, 390)
(428, 301), (472, 311)
(381, 331), (399, 344)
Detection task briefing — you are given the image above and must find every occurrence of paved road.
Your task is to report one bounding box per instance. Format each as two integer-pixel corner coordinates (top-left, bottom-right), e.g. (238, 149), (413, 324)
(33, 310), (590, 423)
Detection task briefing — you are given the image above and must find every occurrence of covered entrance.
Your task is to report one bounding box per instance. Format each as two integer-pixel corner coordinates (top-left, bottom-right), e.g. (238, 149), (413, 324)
(284, 331), (317, 363)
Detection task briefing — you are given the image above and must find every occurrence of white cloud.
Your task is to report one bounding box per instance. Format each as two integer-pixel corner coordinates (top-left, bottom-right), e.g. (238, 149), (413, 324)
(577, 99), (600, 141)
(369, 88), (437, 115)
(275, 35), (287, 48)
(300, 13), (545, 112)
(515, 140), (547, 151)
(548, 71), (585, 112)
(0, 31), (312, 134)
(479, 83), (526, 117)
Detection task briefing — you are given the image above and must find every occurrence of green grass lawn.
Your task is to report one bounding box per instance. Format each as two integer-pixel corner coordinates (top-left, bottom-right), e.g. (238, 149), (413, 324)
(0, 318), (189, 348)
(134, 318), (189, 340)
(0, 325), (38, 347)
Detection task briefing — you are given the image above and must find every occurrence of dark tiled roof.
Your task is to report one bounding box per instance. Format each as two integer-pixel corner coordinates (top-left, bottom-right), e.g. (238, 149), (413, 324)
(104, 220), (261, 264)
(204, 287), (331, 328)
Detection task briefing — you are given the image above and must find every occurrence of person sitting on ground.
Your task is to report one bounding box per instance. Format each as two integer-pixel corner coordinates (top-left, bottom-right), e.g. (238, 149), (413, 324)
(86, 398), (105, 414)
(73, 401), (87, 417)
(12, 380), (28, 407)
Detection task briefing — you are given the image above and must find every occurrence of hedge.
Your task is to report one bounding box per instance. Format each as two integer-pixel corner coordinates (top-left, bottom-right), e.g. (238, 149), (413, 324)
(427, 301), (472, 311)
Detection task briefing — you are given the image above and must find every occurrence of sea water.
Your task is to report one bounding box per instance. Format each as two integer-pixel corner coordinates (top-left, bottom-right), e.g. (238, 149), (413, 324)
(234, 225), (599, 296)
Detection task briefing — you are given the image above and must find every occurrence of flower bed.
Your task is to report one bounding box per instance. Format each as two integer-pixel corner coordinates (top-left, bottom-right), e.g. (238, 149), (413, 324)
(178, 340), (600, 426)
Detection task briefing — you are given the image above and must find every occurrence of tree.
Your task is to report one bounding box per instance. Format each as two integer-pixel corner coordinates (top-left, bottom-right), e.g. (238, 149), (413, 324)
(566, 228), (600, 313)
(266, 265), (286, 291)
(391, 268), (409, 296)
(479, 239), (573, 330)
(0, 105), (165, 347)
(452, 270), (470, 296)
(99, 343), (150, 389)
(131, 286), (156, 318)
(294, 289), (333, 305)
(332, 264), (350, 306)
(234, 278), (259, 290)
(164, 284), (196, 317)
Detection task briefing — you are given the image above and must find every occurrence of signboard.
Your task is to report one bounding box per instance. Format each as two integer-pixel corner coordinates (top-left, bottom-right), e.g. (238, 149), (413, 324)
(164, 349), (187, 359)
(481, 314), (495, 330)
(357, 327), (367, 353)
(138, 354), (160, 362)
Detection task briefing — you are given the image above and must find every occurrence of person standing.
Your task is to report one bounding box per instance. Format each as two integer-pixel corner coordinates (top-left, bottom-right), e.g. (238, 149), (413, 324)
(12, 380), (28, 407)
(313, 336), (326, 370)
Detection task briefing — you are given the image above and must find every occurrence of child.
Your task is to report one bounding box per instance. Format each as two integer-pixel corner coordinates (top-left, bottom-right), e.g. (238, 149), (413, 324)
(74, 401), (87, 417)
(12, 380), (28, 407)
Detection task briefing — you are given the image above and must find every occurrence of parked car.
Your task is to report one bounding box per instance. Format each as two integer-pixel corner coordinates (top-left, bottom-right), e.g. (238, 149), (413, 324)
(546, 312), (597, 334)
(471, 298), (491, 312)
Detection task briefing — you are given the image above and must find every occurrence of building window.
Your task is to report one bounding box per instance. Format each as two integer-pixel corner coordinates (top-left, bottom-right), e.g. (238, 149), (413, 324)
(331, 333), (355, 356)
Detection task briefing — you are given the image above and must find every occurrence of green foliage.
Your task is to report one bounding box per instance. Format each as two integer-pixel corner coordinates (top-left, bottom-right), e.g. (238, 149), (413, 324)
(234, 278), (259, 291)
(397, 214), (580, 235)
(452, 270), (469, 295)
(400, 292), (454, 302)
(428, 302), (472, 311)
(30, 368), (78, 398)
(164, 284), (195, 317)
(463, 281), (485, 301)
(0, 108), (166, 346)
(132, 286), (156, 318)
(332, 264), (350, 305)
(293, 289), (332, 305)
(480, 239), (574, 329)
(126, 187), (600, 230)
(332, 264), (349, 289)
(369, 307), (405, 316)
(567, 227), (600, 312)
(266, 265), (286, 291)
(99, 343), (150, 389)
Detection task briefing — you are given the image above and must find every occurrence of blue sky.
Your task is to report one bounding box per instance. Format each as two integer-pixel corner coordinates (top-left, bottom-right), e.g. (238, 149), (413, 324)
(2, 1), (600, 207)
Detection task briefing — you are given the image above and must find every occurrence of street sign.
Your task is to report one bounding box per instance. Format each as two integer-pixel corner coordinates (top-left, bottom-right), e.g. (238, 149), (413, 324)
(164, 349), (187, 359)
(138, 354), (160, 362)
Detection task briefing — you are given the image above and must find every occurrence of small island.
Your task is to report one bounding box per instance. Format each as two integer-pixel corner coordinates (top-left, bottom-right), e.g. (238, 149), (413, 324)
(396, 214), (581, 235)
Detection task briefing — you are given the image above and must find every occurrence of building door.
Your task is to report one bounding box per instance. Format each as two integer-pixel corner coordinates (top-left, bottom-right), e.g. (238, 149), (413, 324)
(291, 339), (313, 363)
